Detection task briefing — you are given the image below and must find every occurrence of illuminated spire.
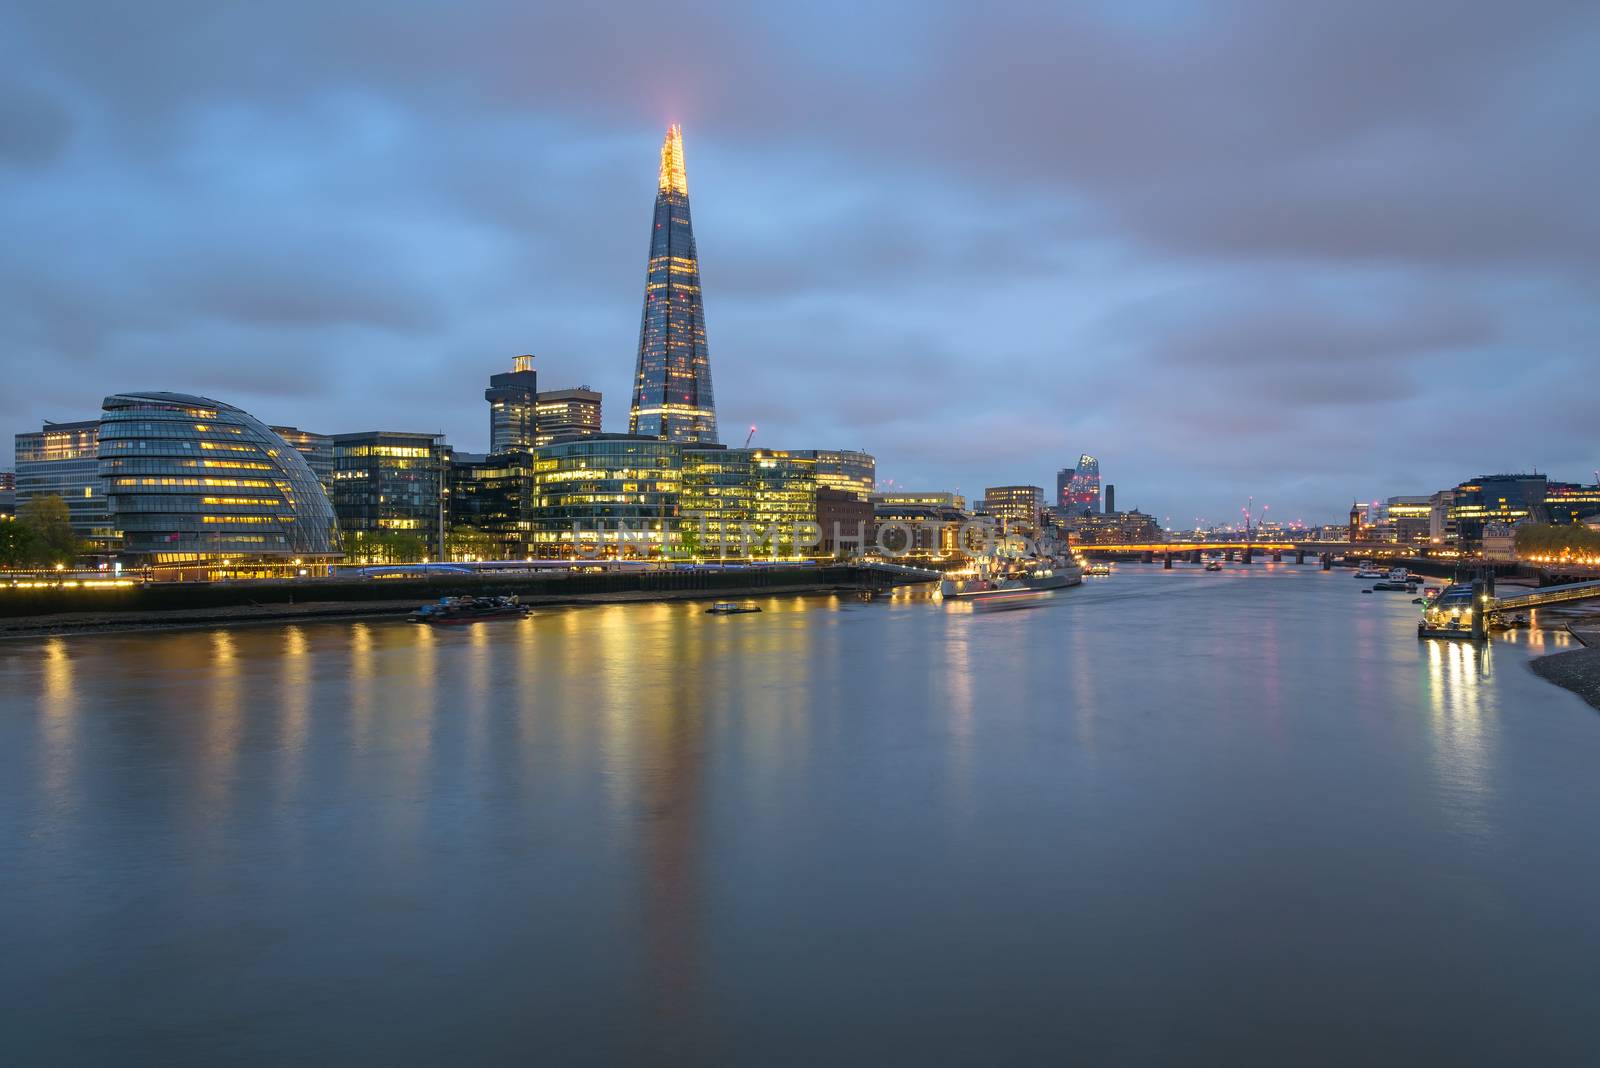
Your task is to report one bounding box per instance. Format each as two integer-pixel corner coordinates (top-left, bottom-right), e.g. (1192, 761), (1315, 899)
(658, 123), (688, 195)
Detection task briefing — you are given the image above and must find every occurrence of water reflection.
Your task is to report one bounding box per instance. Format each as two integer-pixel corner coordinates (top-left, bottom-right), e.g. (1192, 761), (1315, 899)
(1422, 638), (1495, 845)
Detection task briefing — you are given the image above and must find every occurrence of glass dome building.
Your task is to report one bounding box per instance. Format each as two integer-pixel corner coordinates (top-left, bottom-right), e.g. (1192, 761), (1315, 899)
(98, 392), (340, 563)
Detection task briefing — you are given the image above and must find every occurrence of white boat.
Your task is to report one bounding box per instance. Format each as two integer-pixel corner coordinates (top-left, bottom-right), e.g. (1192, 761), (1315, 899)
(940, 556), (1082, 600)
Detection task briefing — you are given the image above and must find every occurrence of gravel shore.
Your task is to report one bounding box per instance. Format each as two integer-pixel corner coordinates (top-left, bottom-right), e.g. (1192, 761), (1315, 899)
(1530, 623), (1600, 711)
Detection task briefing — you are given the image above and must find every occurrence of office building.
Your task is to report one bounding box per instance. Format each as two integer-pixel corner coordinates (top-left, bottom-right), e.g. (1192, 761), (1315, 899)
(1429, 489), (1456, 545)
(0, 470), (13, 519)
(1056, 467), (1075, 509)
(1384, 495), (1432, 545)
(448, 450), (536, 559)
(801, 449), (875, 500)
(1448, 475), (1549, 548)
(874, 491), (967, 512)
(682, 447), (818, 559)
(486, 355), (540, 453)
(14, 418), (116, 552)
(97, 392), (339, 564)
(982, 485), (1045, 538)
(330, 431), (451, 561)
(1072, 509), (1160, 545)
(535, 387), (603, 446)
(1063, 455), (1102, 515)
(816, 488), (873, 557)
(629, 125), (719, 443)
(530, 435), (682, 557)
(270, 426), (335, 488)
(1104, 484), (1116, 514)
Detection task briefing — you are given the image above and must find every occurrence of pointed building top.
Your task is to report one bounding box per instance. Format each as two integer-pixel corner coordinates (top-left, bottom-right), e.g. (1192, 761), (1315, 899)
(658, 124), (688, 195)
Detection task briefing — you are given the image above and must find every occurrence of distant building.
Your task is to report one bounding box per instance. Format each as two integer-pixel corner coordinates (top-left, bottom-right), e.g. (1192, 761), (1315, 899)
(99, 392), (339, 565)
(1543, 481), (1600, 526)
(1482, 522), (1519, 563)
(270, 426), (335, 488)
(1384, 495), (1432, 545)
(871, 497), (969, 558)
(0, 470), (13, 519)
(485, 355), (539, 453)
(874, 491), (967, 512)
(535, 387), (602, 446)
(1055, 467), (1075, 509)
(983, 485), (1045, 538)
(14, 418), (116, 552)
(816, 488), (872, 557)
(801, 449), (875, 501)
(1428, 489), (1456, 545)
(1448, 475), (1549, 548)
(1064, 454), (1101, 515)
(330, 431), (451, 561)
(1104, 484), (1116, 514)
(449, 450), (536, 559)
(629, 126), (719, 443)
(1073, 509), (1160, 545)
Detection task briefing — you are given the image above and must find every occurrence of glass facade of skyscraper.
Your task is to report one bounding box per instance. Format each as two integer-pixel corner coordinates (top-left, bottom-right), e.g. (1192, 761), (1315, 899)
(683, 448), (818, 559)
(98, 392), (339, 563)
(629, 126), (719, 444)
(330, 431), (450, 561)
(530, 435), (682, 557)
(485, 355), (539, 453)
(799, 449), (875, 501)
(1065, 454), (1102, 515)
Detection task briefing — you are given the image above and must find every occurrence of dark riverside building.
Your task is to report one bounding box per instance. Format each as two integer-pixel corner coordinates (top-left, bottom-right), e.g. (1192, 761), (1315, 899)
(98, 391), (339, 564)
(628, 125), (719, 444)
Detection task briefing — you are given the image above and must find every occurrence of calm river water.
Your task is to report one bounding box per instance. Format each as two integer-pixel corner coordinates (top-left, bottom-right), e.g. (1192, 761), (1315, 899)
(3, 564), (1599, 1065)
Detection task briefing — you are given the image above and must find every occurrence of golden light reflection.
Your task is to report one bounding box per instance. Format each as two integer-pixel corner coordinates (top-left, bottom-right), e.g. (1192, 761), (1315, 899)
(39, 637), (77, 808)
(1422, 638), (1495, 844)
(278, 625), (311, 800)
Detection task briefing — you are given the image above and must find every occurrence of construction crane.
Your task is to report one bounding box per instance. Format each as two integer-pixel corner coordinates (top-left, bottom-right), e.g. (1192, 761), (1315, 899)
(744, 425), (757, 448)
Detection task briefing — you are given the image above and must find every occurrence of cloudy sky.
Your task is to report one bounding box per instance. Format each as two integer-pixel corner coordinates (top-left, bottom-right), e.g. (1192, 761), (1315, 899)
(3, 1), (1595, 525)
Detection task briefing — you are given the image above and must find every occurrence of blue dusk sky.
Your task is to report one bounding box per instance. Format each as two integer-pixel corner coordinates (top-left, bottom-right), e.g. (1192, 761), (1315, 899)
(2, 1), (1596, 525)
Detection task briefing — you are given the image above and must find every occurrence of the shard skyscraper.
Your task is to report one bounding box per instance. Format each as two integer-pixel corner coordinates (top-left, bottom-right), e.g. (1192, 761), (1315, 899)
(628, 125), (719, 444)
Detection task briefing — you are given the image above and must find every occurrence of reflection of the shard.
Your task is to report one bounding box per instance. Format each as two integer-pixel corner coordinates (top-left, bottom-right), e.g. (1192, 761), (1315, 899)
(1423, 638), (1495, 842)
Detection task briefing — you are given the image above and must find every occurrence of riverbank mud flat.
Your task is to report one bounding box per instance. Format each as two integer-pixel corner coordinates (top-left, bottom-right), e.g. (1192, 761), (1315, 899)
(1530, 622), (1600, 712)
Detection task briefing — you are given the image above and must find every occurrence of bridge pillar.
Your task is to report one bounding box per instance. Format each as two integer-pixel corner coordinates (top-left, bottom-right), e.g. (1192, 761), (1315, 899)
(1471, 579), (1487, 641)
(1224, 550), (1234, 562)
(1163, 553), (1173, 569)
(1190, 550), (1202, 564)
(1271, 551), (1282, 562)
(1295, 550), (1305, 564)
(1321, 553), (1331, 571)
(1141, 551), (1154, 564)
(1242, 549), (1253, 564)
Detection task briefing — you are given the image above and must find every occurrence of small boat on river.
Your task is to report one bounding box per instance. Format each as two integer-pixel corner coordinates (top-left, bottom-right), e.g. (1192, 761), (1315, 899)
(410, 595), (530, 624)
(706, 601), (761, 615)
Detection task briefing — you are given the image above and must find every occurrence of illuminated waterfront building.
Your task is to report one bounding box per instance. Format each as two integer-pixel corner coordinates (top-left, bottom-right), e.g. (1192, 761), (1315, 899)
(1544, 482), (1600, 526)
(535, 387), (603, 446)
(13, 418), (117, 552)
(330, 431), (451, 561)
(982, 485), (1045, 538)
(1064, 455), (1102, 515)
(1384, 495), (1432, 545)
(1448, 475), (1549, 548)
(629, 125), (719, 443)
(1428, 489), (1457, 545)
(98, 392), (338, 564)
(799, 449), (875, 501)
(486, 355), (539, 453)
(1072, 509), (1161, 545)
(530, 435), (682, 557)
(1056, 468), (1075, 509)
(448, 450), (536, 559)
(269, 426), (335, 488)
(873, 491), (967, 512)
(682, 448), (818, 559)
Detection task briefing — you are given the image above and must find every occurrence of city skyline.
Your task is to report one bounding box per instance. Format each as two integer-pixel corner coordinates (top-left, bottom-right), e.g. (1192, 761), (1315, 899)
(2, 3), (1596, 523)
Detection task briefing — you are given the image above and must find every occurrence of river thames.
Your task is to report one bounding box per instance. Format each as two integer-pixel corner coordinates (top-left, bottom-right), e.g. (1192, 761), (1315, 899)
(3, 564), (1599, 1065)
